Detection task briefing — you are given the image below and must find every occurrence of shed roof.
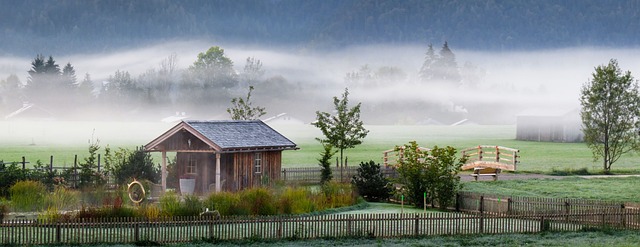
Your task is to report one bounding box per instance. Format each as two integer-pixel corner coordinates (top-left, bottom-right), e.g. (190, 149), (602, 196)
(145, 120), (297, 152)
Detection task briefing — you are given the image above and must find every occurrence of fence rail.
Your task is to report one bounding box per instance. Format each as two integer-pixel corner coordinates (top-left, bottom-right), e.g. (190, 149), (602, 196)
(0, 155), (108, 188)
(281, 166), (398, 184)
(2, 210), (640, 245)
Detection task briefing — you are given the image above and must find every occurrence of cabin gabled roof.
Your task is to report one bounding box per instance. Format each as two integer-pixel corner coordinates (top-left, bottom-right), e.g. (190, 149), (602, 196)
(145, 120), (297, 152)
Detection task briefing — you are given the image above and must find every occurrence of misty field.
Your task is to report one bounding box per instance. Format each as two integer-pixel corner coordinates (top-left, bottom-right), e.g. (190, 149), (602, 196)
(0, 121), (638, 173)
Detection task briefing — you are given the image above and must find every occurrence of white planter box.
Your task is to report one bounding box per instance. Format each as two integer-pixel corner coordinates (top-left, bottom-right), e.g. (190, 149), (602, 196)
(179, 178), (196, 195)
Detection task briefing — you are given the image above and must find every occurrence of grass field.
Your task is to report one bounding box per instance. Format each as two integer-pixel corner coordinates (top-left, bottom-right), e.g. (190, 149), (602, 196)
(1, 121), (639, 173)
(461, 176), (640, 202)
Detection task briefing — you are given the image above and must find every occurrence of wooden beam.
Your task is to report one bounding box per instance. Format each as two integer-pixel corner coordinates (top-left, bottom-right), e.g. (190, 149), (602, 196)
(215, 153), (221, 192)
(147, 149), (215, 153)
(161, 151), (167, 192)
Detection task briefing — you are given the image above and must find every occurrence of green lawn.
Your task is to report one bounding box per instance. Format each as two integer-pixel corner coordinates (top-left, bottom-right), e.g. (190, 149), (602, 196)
(1, 121), (639, 173)
(276, 124), (638, 173)
(461, 176), (640, 202)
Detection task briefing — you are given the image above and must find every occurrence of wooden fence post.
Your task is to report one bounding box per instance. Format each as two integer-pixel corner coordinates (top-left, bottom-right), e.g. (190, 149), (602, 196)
(208, 216), (214, 239)
(135, 220), (140, 242)
(97, 154), (101, 172)
(277, 217), (283, 239)
(455, 193), (460, 212)
(74, 155), (78, 188)
(564, 201), (570, 222)
(540, 216), (546, 232)
(621, 204), (626, 228)
(479, 196), (484, 233)
(347, 215), (353, 236)
(21, 156), (26, 170)
(49, 155), (54, 172)
(495, 146), (500, 162)
(414, 214), (419, 236)
(56, 222), (61, 244)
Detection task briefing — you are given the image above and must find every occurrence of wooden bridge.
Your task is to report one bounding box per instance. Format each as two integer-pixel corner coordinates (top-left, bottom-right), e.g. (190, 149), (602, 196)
(460, 145), (519, 171)
(382, 145), (520, 171)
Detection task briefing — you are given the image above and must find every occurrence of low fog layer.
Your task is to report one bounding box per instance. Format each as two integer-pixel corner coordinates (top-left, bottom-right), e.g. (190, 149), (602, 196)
(2, 40), (640, 124)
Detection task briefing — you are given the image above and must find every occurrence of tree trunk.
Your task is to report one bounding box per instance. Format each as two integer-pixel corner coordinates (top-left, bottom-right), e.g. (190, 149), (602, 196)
(340, 148), (344, 181)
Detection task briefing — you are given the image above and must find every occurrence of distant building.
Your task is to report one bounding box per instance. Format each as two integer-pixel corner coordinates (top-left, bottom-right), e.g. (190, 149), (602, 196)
(516, 108), (583, 142)
(262, 113), (304, 125)
(4, 102), (55, 120)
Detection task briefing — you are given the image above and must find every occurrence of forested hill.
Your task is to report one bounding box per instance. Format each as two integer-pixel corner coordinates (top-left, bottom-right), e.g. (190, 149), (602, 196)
(2, 0), (640, 55)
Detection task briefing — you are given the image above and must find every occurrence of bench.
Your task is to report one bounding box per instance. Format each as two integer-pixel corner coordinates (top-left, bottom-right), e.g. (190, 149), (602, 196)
(470, 167), (501, 181)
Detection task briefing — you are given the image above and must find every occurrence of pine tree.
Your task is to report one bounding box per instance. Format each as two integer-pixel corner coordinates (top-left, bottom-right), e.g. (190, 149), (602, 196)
(419, 44), (437, 82)
(62, 63), (77, 89)
(433, 41), (461, 85)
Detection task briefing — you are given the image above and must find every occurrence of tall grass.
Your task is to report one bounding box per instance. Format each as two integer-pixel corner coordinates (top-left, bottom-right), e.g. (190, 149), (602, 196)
(278, 187), (315, 214)
(200, 183), (356, 216)
(9, 180), (47, 212)
(44, 186), (80, 211)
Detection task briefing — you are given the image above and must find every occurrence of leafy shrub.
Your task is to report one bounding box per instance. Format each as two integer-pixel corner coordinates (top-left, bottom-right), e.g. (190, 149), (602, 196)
(29, 160), (60, 192)
(0, 198), (8, 221)
(395, 142), (466, 209)
(10, 180), (47, 212)
(110, 147), (160, 185)
(0, 162), (29, 197)
(351, 160), (393, 202)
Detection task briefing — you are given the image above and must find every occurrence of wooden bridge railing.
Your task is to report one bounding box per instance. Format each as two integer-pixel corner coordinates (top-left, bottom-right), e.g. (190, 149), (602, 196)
(382, 146), (431, 167)
(460, 145), (519, 171)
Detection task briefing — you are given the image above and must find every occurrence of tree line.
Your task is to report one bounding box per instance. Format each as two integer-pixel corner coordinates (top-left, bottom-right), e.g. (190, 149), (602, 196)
(0, 42), (472, 123)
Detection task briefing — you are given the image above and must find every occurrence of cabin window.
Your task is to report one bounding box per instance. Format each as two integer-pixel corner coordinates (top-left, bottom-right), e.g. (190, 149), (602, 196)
(186, 154), (197, 174)
(254, 153), (262, 174)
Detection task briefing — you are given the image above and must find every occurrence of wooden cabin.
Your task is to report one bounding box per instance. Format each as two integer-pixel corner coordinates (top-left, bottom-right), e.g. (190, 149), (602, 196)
(145, 120), (297, 194)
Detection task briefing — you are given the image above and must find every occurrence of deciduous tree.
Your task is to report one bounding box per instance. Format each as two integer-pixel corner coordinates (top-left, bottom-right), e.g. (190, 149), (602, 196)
(313, 88), (368, 169)
(580, 59), (640, 173)
(227, 86), (266, 120)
